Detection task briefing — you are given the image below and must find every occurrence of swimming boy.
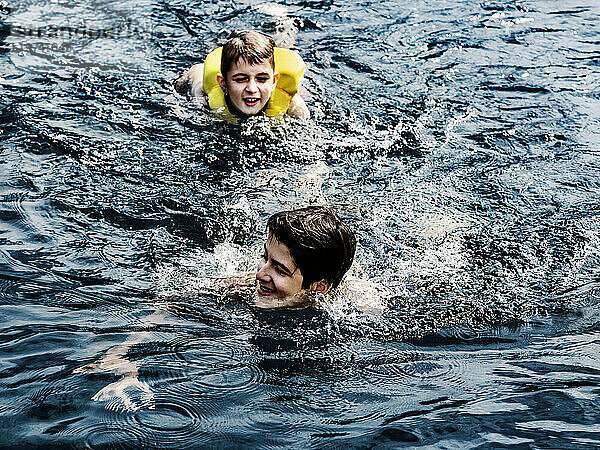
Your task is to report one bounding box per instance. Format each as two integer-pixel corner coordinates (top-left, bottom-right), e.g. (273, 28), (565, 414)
(174, 30), (310, 120)
(77, 206), (355, 411)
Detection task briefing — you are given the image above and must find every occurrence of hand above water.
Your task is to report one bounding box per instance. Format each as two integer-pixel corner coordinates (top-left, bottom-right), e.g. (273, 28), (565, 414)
(174, 64), (206, 102)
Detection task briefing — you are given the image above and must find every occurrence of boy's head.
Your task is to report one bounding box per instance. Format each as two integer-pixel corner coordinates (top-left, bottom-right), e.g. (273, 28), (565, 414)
(256, 206), (356, 307)
(216, 30), (280, 116)
(220, 30), (275, 77)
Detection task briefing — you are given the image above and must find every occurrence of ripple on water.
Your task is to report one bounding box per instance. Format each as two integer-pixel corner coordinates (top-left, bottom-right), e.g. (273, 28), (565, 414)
(82, 425), (142, 449)
(20, 374), (146, 448)
(80, 392), (205, 449)
(131, 400), (205, 448)
(137, 333), (272, 444)
(130, 394), (259, 448)
(135, 402), (195, 432)
(363, 349), (466, 390)
(154, 338), (337, 445)
(176, 336), (265, 393)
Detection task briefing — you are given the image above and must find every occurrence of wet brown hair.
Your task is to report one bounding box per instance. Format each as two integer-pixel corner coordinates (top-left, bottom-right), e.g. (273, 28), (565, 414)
(267, 206), (356, 290)
(221, 30), (275, 76)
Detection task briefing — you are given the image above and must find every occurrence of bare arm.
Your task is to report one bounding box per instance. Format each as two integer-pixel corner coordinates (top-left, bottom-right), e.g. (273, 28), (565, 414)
(74, 308), (167, 411)
(288, 93), (310, 119)
(210, 272), (256, 299)
(174, 63), (205, 100)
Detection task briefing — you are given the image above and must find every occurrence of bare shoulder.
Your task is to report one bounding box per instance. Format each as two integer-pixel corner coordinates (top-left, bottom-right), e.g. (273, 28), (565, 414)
(174, 63), (205, 99)
(287, 93), (310, 119)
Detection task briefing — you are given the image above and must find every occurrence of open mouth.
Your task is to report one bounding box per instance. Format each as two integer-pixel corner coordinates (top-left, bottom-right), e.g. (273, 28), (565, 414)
(243, 97), (260, 107)
(257, 282), (276, 296)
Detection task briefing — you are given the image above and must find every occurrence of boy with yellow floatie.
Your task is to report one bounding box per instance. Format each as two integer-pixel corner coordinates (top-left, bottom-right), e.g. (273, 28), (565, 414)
(174, 30), (310, 121)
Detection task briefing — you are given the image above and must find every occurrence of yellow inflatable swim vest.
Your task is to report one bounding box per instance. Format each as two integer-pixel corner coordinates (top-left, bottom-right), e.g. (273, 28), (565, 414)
(202, 47), (305, 117)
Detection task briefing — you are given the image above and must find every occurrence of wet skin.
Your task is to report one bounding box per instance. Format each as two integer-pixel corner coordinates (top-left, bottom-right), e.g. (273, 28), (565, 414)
(255, 236), (329, 308)
(217, 59), (280, 116)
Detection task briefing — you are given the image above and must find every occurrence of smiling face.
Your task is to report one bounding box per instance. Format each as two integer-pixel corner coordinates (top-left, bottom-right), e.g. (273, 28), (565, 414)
(255, 236), (307, 308)
(217, 58), (279, 116)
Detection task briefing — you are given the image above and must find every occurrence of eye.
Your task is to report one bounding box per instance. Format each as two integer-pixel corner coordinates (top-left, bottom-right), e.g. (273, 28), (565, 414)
(256, 76), (269, 83)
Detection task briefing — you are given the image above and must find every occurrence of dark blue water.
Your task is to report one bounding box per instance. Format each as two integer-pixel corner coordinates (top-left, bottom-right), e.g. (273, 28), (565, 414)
(1, 0), (600, 447)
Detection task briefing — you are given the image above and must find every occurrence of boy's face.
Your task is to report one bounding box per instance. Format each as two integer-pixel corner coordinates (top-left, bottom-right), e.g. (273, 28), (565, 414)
(255, 236), (306, 308)
(217, 58), (279, 116)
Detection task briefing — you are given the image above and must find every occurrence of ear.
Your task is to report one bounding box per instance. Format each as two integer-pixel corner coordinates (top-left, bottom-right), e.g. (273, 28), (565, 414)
(216, 74), (227, 93)
(309, 279), (331, 294)
(272, 71), (280, 85)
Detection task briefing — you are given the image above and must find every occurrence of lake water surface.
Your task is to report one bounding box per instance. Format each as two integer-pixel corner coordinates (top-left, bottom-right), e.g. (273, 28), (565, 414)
(1, 0), (600, 447)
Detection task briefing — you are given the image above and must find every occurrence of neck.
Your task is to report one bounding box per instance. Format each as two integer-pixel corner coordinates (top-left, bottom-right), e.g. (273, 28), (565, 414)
(224, 94), (247, 119)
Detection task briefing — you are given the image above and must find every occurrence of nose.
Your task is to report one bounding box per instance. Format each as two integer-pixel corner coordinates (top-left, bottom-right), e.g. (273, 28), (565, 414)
(256, 260), (271, 281)
(245, 78), (258, 94)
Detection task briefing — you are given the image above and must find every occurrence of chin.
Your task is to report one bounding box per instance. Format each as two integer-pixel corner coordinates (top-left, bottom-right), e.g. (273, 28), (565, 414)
(244, 107), (263, 116)
(235, 101), (266, 116)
